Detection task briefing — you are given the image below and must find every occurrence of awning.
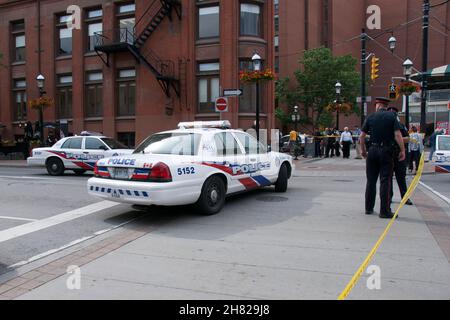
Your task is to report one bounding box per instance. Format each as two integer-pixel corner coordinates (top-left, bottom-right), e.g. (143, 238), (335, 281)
(411, 64), (450, 90)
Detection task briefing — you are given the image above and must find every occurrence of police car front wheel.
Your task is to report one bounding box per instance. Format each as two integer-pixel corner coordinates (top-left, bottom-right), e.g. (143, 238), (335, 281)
(46, 158), (65, 176)
(196, 175), (226, 216)
(274, 164), (288, 193)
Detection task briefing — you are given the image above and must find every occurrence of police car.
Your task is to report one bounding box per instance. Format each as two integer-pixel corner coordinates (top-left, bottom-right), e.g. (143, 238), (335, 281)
(87, 121), (294, 215)
(435, 135), (450, 173)
(27, 132), (133, 176)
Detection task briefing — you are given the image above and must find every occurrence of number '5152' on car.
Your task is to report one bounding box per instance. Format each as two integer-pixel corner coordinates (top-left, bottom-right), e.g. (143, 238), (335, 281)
(87, 121), (294, 215)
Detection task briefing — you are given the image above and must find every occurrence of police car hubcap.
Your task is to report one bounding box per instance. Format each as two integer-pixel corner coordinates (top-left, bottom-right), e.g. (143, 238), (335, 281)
(210, 189), (218, 203)
(52, 164), (58, 170)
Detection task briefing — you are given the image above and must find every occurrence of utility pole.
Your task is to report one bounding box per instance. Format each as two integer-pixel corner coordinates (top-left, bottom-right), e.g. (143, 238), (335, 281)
(420, 0), (430, 134)
(361, 28), (367, 127)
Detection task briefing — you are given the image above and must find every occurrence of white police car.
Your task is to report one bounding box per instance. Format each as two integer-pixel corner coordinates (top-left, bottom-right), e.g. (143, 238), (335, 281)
(27, 132), (133, 176)
(87, 121), (294, 215)
(435, 135), (450, 173)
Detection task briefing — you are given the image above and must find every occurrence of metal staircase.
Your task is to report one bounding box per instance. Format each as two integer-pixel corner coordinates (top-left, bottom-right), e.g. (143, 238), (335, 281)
(94, 0), (181, 98)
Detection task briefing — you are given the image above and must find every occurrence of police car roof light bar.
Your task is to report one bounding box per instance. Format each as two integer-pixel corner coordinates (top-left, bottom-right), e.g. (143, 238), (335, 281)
(177, 121), (232, 130)
(80, 131), (104, 136)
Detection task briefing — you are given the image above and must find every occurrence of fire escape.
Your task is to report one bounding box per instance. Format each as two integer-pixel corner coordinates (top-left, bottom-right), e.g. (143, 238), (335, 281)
(94, 0), (181, 98)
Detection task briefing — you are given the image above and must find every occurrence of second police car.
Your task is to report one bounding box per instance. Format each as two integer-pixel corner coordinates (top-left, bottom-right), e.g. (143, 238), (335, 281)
(87, 121), (294, 215)
(27, 133), (133, 176)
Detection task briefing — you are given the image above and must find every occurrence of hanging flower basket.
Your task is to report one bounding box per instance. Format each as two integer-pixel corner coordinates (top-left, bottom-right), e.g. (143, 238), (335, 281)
(29, 97), (53, 110)
(239, 69), (276, 83)
(399, 82), (421, 96)
(326, 102), (352, 114)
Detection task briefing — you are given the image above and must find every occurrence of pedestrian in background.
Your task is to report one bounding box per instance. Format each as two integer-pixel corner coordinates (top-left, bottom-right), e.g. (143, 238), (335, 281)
(409, 126), (424, 174)
(353, 126), (363, 159)
(325, 128), (335, 158)
(360, 97), (406, 219)
(314, 128), (323, 158)
(340, 127), (353, 159)
(334, 128), (341, 157)
(428, 128), (443, 162)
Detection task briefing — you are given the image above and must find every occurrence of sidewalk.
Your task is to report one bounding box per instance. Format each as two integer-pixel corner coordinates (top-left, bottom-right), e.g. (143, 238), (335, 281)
(1, 150), (449, 300)
(0, 160), (27, 167)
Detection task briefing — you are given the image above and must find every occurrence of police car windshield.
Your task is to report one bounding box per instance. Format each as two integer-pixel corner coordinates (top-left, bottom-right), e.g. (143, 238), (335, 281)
(101, 138), (128, 150)
(438, 136), (450, 151)
(133, 133), (201, 156)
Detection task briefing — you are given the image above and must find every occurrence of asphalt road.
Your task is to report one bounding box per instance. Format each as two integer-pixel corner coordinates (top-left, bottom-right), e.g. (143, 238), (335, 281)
(420, 173), (450, 203)
(0, 167), (145, 276)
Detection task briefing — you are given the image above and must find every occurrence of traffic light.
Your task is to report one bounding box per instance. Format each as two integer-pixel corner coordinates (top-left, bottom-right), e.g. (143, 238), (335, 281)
(371, 56), (380, 81)
(389, 84), (399, 100)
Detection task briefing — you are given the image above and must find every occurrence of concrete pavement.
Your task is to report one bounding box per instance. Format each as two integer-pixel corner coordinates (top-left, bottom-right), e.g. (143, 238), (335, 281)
(0, 150), (449, 300)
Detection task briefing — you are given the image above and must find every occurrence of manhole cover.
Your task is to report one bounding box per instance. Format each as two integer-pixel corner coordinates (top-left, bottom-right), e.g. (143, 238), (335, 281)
(256, 196), (289, 203)
(305, 166), (321, 169)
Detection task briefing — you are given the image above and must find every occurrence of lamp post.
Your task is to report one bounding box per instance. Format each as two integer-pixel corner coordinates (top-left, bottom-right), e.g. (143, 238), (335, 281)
(403, 59), (413, 130)
(36, 74), (46, 146)
(335, 81), (342, 131)
(360, 29), (397, 126)
(291, 106), (300, 133)
(252, 52), (262, 143)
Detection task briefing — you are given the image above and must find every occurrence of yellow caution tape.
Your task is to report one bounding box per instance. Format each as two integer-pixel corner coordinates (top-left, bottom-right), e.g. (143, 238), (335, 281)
(337, 153), (425, 300)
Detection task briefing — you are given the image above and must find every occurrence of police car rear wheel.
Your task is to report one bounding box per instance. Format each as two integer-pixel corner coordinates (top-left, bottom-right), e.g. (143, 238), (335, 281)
(196, 176), (226, 215)
(275, 164), (288, 193)
(46, 158), (65, 176)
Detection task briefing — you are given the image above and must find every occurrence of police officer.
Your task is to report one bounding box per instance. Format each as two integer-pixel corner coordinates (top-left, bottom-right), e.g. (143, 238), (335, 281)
(387, 106), (413, 206)
(360, 98), (406, 219)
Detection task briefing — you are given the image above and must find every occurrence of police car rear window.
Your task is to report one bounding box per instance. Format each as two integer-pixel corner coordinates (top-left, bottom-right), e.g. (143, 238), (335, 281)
(438, 136), (450, 151)
(61, 138), (82, 149)
(133, 133), (201, 156)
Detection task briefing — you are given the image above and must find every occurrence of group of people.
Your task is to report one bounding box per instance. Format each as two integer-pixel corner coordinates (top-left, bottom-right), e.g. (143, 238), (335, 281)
(360, 97), (424, 219)
(313, 127), (362, 159)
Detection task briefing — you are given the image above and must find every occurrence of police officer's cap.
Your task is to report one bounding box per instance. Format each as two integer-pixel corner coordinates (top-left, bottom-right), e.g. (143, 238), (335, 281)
(387, 106), (399, 113)
(375, 97), (391, 105)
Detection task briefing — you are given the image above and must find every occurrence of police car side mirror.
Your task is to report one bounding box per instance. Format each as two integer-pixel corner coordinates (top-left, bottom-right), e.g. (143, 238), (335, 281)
(267, 145), (272, 153)
(99, 145), (108, 151)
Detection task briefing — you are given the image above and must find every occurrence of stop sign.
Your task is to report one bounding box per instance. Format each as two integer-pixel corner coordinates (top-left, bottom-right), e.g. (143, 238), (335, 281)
(215, 97), (228, 112)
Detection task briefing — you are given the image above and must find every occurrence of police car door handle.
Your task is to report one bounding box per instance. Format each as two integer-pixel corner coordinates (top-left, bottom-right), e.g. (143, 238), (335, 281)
(83, 152), (89, 154)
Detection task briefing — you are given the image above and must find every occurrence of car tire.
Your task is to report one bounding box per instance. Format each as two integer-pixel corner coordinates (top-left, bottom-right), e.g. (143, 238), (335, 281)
(46, 158), (65, 176)
(274, 164), (288, 193)
(195, 175), (226, 216)
(73, 169), (86, 176)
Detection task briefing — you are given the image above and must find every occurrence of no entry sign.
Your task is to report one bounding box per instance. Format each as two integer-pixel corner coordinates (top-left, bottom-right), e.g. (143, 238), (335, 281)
(215, 97), (228, 112)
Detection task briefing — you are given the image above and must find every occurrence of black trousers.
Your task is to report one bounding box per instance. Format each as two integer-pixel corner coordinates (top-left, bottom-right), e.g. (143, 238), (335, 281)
(326, 140), (335, 157)
(314, 141), (322, 157)
(409, 150), (421, 171)
(365, 146), (395, 215)
(342, 141), (352, 158)
(391, 158), (408, 201)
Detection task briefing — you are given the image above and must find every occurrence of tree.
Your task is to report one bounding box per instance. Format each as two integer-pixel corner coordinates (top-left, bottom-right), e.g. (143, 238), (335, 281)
(276, 47), (360, 129)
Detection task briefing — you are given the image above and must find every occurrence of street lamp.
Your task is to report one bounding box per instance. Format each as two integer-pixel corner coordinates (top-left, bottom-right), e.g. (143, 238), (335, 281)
(403, 58), (414, 130)
(335, 81), (342, 131)
(36, 74), (46, 145)
(388, 36), (397, 53)
(291, 106), (300, 132)
(360, 30), (398, 127)
(252, 52), (262, 144)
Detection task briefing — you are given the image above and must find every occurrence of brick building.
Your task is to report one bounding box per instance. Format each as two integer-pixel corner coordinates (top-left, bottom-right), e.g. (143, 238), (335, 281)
(276, 0), (450, 132)
(0, 0), (275, 147)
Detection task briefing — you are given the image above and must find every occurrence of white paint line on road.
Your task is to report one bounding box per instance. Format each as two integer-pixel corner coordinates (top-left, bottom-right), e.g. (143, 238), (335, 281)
(8, 216), (141, 269)
(0, 201), (119, 243)
(419, 182), (450, 206)
(0, 216), (38, 222)
(0, 175), (62, 181)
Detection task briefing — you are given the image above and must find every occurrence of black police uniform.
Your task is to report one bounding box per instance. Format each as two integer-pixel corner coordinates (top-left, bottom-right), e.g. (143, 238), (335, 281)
(362, 109), (402, 217)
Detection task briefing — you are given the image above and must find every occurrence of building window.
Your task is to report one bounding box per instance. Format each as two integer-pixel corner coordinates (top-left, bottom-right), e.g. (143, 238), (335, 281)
(117, 2), (135, 44)
(86, 8), (103, 52)
(56, 14), (72, 56)
(274, 35), (279, 52)
(12, 79), (27, 121)
(117, 132), (136, 148)
(117, 69), (136, 117)
(11, 20), (25, 62)
(85, 71), (103, 117)
(197, 62), (220, 113)
(239, 60), (264, 113)
(240, 3), (262, 37)
(56, 75), (73, 119)
(198, 6), (219, 39)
